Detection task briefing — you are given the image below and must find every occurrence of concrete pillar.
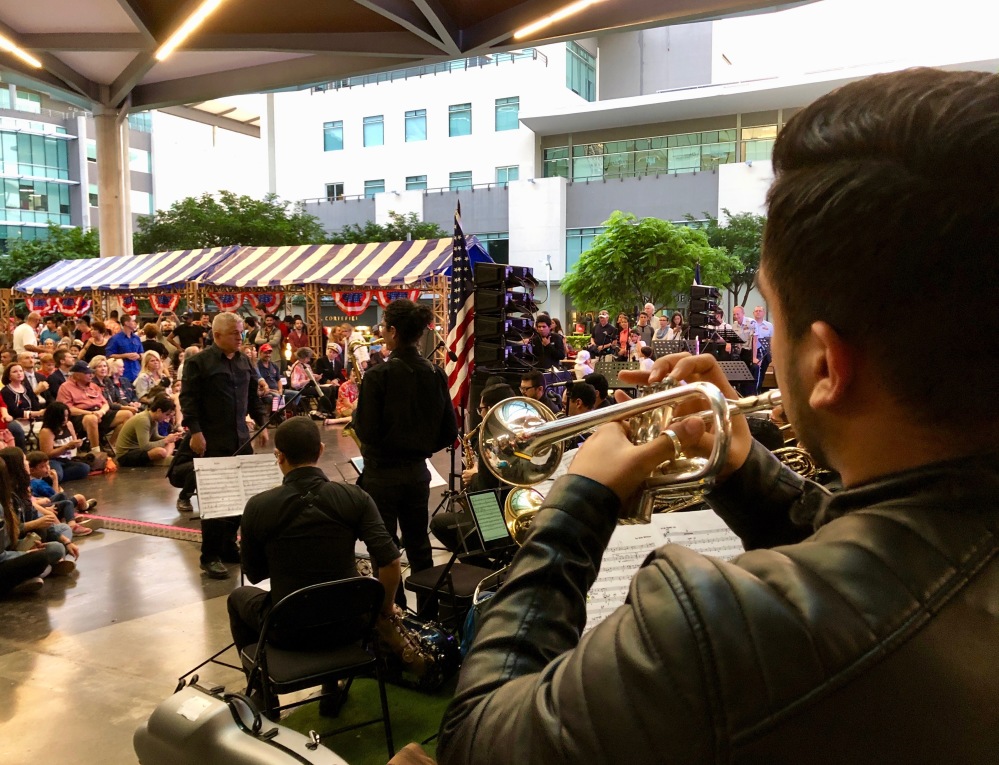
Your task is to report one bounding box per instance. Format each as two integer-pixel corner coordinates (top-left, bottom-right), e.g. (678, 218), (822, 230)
(94, 109), (132, 257)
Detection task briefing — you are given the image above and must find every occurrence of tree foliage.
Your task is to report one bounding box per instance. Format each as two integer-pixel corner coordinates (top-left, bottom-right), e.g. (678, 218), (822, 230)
(133, 191), (327, 253)
(0, 224), (100, 288)
(562, 211), (740, 314)
(691, 208), (766, 307)
(326, 211), (447, 244)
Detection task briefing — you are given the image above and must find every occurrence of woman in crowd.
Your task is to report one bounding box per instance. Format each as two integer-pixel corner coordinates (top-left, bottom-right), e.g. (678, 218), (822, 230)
(615, 313), (631, 361)
(0, 460), (66, 596)
(109, 358), (140, 407)
(1, 363), (45, 426)
(134, 350), (170, 402)
(80, 321), (110, 363)
(0, 447), (83, 565)
(665, 312), (685, 342)
(37, 402), (92, 483)
(90, 356), (140, 415)
(551, 317), (566, 337)
(141, 323), (170, 360)
(289, 347), (336, 416)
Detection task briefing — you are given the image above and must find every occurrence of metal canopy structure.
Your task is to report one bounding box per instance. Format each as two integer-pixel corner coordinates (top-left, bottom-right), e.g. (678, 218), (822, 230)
(0, 1), (793, 113)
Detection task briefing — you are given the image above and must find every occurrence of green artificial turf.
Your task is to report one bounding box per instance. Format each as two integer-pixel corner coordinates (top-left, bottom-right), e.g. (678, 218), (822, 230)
(281, 677), (457, 765)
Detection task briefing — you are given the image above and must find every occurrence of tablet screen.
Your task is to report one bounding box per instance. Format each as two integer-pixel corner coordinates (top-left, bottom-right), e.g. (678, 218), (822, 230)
(467, 490), (514, 551)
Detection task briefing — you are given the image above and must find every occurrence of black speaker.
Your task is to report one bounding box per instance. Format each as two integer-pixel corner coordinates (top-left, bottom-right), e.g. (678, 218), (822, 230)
(474, 262), (537, 370)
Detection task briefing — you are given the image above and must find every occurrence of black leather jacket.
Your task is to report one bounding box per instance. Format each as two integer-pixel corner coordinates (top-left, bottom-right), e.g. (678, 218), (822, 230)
(439, 443), (999, 764)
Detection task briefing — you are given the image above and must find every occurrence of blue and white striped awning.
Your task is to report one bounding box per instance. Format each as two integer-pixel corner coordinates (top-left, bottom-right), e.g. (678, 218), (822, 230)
(203, 238), (489, 289)
(14, 247), (238, 295)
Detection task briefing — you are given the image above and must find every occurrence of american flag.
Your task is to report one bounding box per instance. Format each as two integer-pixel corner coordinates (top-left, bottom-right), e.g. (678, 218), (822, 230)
(445, 201), (474, 409)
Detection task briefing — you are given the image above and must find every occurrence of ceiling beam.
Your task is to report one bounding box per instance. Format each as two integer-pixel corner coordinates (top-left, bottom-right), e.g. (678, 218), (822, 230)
(188, 31), (445, 57)
(114, 0), (158, 42)
(0, 61), (95, 110)
(0, 19), (100, 101)
(108, 51), (156, 107)
(18, 33), (149, 52)
(159, 104), (261, 138)
(412, 0), (461, 56)
(352, 0), (453, 54)
(131, 53), (415, 110)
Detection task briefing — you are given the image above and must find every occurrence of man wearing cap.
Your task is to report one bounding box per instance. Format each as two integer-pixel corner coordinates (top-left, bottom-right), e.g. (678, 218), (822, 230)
(105, 314), (144, 381)
(587, 311), (617, 360)
(57, 360), (133, 454)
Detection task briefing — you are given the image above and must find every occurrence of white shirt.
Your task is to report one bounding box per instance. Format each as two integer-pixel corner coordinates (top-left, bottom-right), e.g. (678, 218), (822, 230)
(13, 323), (37, 355)
(750, 319), (774, 339)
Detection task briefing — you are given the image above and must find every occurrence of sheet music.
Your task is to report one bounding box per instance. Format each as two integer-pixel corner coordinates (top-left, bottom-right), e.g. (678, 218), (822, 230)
(427, 458), (447, 489)
(194, 454), (283, 519)
(534, 450), (578, 496)
(584, 510), (743, 633)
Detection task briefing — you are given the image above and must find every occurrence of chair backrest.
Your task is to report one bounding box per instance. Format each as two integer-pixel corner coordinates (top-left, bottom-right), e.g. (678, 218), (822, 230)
(260, 576), (385, 651)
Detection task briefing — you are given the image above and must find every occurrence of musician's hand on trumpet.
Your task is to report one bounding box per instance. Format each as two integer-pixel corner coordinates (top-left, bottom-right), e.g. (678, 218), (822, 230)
(617, 352), (754, 482)
(568, 415), (705, 504)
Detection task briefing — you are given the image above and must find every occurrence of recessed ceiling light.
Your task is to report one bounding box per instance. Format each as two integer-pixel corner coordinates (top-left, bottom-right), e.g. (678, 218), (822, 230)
(155, 0), (227, 61)
(0, 35), (42, 69)
(514, 0), (606, 40)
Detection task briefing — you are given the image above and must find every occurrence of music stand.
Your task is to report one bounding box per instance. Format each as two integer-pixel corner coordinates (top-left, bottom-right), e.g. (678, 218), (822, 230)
(652, 340), (684, 357)
(593, 360), (641, 390)
(717, 361), (756, 383)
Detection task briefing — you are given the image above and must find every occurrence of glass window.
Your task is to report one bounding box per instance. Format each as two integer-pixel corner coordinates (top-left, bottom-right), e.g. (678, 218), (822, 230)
(364, 179), (385, 199)
(0, 89), (9, 110)
(129, 148), (151, 174)
(449, 103), (471, 137)
(363, 115), (384, 147)
(543, 147), (569, 179)
(127, 112), (153, 132)
(131, 189), (153, 215)
(86, 140), (97, 162)
(495, 97), (519, 131)
(405, 109), (426, 142)
(449, 171), (472, 191)
(566, 226), (606, 273)
(14, 90), (41, 114)
(476, 233), (509, 265)
(566, 42), (596, 102)
(325, 182), (344, 201)
(406, 175), (427, 191)
(323, 120), (343, 151)
(495, 165), (519, 186)
(88, 184), (99, 207)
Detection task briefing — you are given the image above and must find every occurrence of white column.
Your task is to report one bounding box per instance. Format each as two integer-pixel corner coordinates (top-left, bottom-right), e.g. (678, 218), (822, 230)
(94, 109), (132, 257)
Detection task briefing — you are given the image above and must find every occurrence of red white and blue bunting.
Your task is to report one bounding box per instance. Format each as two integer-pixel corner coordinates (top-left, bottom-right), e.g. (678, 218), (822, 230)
(150, 294), (180, 315)
(208, 292), (246, 312)
(374, 289), (421, 308)
(28, 297), (56, 316)
(333, 291), (373, 317)
(118, 296), (140, 316)
(248, 292), (284, 314)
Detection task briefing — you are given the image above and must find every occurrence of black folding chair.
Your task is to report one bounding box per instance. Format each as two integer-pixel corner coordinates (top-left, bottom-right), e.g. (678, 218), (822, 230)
(241, 577), (394, 757)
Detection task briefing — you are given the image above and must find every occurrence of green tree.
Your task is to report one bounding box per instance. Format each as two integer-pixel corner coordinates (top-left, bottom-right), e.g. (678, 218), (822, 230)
(690, 208), (766, 307)
(133, 191), (327, 252)
(327, 211), (447, 244)
(562, 211), (739, 314)
(0, 224), (100, 288)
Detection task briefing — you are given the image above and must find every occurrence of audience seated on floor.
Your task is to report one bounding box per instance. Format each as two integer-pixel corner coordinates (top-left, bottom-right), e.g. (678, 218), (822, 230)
(37, 402), (96, 483)
(27, 450), (97, 517)
(115, 394), (181, 467)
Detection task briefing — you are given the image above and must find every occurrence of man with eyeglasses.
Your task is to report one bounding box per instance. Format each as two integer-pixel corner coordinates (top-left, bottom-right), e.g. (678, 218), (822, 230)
(520, 370), (558, 414)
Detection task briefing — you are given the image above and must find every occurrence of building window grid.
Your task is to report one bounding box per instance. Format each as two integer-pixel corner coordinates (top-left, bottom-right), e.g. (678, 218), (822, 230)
(565, 226), (606, 273)
(495, 97), (520, 131)
(449, 171), (473, 191)
(495, 165), (519, 186)
(406, 175), (427, 191)
(323, 120), (343, 151)
(543, 125), (778, 180)
(566, 42), (596, 102)
(3, 178), (71, 225)
(325, 182), (344, 201)
(475, 232), (510, 265)
(1, 131), (70, 180)
(405, 109), (427, 142)
(363, 115), (384, 147)
(363, 179), (385, 198)
(448, 103), (472, 137)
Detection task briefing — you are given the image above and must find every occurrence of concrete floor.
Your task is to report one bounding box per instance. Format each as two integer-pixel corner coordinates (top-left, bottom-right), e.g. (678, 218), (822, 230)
(0, 423), (459, 765)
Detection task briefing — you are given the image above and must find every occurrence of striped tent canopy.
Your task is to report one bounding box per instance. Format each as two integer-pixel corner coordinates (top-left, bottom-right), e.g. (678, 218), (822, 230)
(14, 246), (239, 295)
(203, 237), (491, 289)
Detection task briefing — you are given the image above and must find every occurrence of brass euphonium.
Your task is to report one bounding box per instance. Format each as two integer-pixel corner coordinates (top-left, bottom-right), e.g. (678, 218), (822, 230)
(477, 382), (781, 542)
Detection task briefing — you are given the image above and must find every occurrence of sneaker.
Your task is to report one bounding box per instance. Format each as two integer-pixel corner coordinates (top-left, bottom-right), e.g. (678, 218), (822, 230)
(38, 565), (52, 579)
(76, 517), (102, 531)
(12, 577), (44, 594)
(200, 559), (229, 579)
(71, 524), (94, 537)
(84, 499), (98, 513)
(51, 559), (77, 576)
(177, 497), (194, 513)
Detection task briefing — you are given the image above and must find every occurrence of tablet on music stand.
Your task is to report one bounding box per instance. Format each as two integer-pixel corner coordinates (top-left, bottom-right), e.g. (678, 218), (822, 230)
(466, 489), (516, 552)
(349, 456), (364, 474)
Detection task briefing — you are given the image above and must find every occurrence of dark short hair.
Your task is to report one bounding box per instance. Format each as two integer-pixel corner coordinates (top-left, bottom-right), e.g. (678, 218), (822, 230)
(26, 450), (50, 468)
(481, 383), (515, 409)
(274, 417), (322, 465)
(383, 299), (432, 345)
(535, 316), (551, 328)
(53, 348), (69, 366)
(583, 372), (609, 401)
(748, 417), (785, 452)
(567, 381), (597, 409)
(764, 68), (999, 425)
(520, 370), (544, 388)
(149, 395), (175, 413)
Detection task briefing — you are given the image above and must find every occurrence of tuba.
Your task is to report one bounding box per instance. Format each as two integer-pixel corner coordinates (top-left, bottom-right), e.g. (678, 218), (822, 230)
(477, 382), (781, 541)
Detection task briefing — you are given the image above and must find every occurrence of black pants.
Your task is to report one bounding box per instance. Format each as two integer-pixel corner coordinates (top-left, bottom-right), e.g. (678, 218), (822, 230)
(228, 585), (271, 654)
(0, 551), (50, 597)
(186, 441), (252, 564)
(362, 462), (431, 608)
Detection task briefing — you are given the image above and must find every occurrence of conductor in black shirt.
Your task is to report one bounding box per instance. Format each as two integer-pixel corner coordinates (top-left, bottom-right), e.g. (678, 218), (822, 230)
(179, 312), (268, 579)
(352, 299), (458, 607)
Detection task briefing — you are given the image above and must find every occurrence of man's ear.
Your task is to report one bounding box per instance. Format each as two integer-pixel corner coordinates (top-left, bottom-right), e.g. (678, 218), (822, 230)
(274, 449), (286, 468)
(807, 321), (855, 411)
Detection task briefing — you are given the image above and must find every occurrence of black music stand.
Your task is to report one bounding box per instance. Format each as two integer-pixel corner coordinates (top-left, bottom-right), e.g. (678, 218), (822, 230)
(593, 360), (641, 390)
(652, 340), (685, 357)
(717, 361), (756, 383)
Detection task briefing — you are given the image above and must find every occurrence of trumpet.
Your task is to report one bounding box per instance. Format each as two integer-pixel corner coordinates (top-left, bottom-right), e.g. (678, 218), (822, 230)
(479, 382), (781, 539)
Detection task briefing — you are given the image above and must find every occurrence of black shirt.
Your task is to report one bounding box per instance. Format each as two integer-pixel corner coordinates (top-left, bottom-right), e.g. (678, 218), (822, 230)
(352, 345), (457, 468)
(179, 343), (266, 456)
(172, 323), (206, 349)
(142, 339), (169, 358)
(314, 354), (344, 385)
(240, 466), (399, 604)
(590, 321), (617, 350)
(82, 341), (109, 363)
(530, 333), (566, 370)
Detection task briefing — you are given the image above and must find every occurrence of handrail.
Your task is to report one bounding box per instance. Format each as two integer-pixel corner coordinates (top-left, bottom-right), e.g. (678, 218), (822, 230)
(301, 181), (514, 205)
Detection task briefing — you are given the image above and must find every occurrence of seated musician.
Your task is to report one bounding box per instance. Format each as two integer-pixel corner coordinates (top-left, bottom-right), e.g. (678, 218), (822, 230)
(438, 69), (999, 763)
(430, 384), (515, 558)
(229, 416), (404, 714)
(560, 382), (596, 451)
(288, 347), (336, 415)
